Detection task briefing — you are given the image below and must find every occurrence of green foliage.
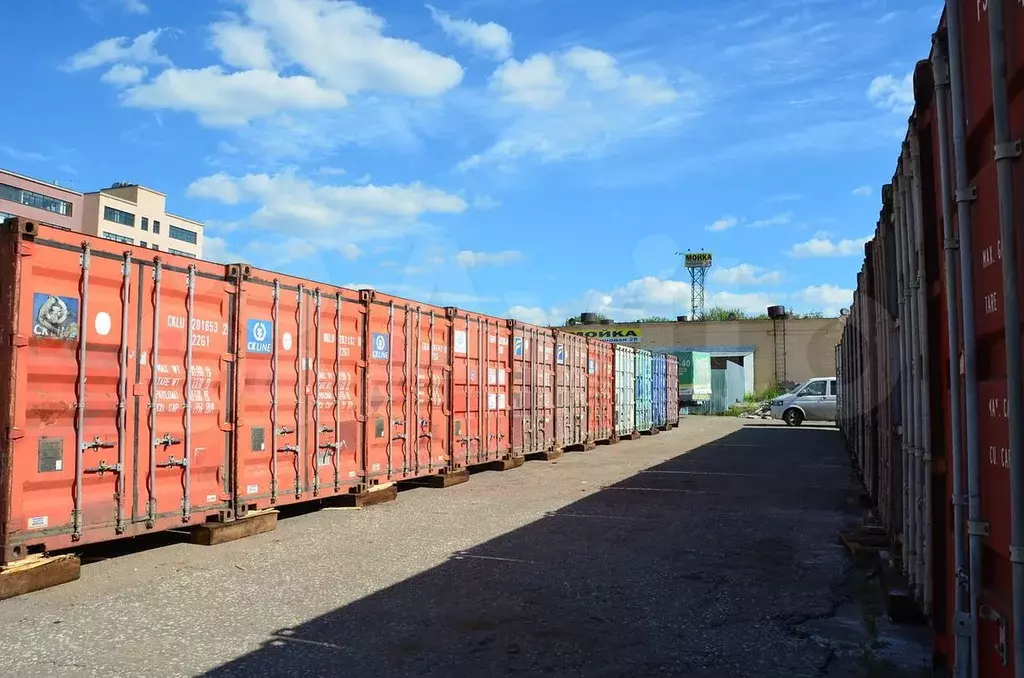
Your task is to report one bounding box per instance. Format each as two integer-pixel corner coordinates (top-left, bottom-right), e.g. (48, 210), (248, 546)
(744, 384), (787, 403)
(633, 316), (673, 323)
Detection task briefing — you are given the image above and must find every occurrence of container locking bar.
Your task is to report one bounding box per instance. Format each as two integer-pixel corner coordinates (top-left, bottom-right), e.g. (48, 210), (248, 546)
(155, 434), (181, 447)
(83, 436), (116, 451)
(157, 455), (188, 469)
(84, 460), (122, 476)
(979, 606), (1008, 666)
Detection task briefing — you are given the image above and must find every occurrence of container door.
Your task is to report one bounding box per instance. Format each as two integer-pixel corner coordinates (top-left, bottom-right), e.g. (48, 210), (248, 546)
(483, 318), (511, 460)
(451, 313), (484, 467)
(133, 258), (234, 528)
(511, 324), (544, 456)
(536, 330), (554, 452)
(411, 306), (449, 475)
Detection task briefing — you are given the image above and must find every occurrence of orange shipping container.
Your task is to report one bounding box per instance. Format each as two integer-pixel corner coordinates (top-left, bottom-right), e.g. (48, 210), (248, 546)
(231, 266), (366, 512)
(509, 321), (555, 456)
(447, 308), (511, 469)
(0, 219), (234, 563)
(361, 291), (451, 482)
(587, 339), (615, 443)
(553, 330), (588, 450)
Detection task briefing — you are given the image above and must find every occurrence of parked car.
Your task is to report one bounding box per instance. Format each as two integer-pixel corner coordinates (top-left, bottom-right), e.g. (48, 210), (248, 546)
(769, 377), (837, 426)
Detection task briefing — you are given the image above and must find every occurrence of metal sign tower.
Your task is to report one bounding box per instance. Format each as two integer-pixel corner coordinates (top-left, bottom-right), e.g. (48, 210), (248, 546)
(678, 251), (713, 320)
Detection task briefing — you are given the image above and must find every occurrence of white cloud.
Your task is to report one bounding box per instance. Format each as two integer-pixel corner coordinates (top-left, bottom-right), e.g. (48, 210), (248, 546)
(472, 195), (500, 210)
(63, 29), (172, 71)
(77, 0), (464, 129)
(100, 64), (146, 86)
(711, 264), (783, 286)
(123, 67), (347, 127)
(705, 216), (738, 232)
(123, 0), (148, 13)
(202, 236), (244, 263)
(748, 213), (791, 228)
(461, 46), (698, 169)
(186, 171), (468, 236)
(317, 166), (347, 176)
(851, 185), (872, 196)
(454, 249), (523, 267)
(210, 19), (275, 71)
(507, 305), (560, 326)
(427, 5), (512, 61)
(867, 72), (914, 114)
(790, 233), (871, 257)
(793, 284), (853, 314)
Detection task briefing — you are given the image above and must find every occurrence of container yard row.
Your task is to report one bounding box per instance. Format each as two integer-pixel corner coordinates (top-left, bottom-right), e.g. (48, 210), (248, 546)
(836, 2), (1023, 677)
(0, 217), (680, 566)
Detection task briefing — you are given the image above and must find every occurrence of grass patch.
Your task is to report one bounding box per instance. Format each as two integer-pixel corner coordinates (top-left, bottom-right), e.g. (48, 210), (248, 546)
(743, 384), (787, 403)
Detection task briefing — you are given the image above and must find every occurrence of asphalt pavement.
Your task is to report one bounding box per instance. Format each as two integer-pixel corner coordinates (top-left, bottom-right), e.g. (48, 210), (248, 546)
(0, 417), (917, 677)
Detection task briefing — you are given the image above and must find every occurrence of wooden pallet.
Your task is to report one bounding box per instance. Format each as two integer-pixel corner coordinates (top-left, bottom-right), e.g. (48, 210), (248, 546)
(481, 456), (526, 472)
(0, 554), (81, 601)
(401, 469), (470, 489)
(191, 508), (279, 547)
(333, 483), (399, 508)
(526, 448), (563, 462)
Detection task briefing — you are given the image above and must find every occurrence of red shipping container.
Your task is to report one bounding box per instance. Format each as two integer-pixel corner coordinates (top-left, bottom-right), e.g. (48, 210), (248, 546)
(666, 354), (679, 426)
(509, 321), (555, 456)
(448, 309), (511, 468)
(587, 339), (614, 443)
(231, 267), (365, 511)
(361, 291), (452, 482)
(553, 330), (588, 450)
(0, 219), (234, 563)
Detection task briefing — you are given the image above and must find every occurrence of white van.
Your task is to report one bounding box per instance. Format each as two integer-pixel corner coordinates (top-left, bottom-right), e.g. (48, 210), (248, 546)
(769, 377), (837, 426)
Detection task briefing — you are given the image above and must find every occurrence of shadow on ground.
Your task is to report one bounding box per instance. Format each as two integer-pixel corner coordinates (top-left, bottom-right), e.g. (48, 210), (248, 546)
(199, 424), (875, 678)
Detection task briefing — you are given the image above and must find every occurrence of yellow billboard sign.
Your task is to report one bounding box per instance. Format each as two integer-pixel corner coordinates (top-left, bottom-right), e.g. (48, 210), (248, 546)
(684, 252), (713, 269)
(563, 326), (642, 343)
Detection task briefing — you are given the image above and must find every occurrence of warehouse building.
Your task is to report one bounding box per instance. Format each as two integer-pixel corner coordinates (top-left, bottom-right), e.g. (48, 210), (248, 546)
(558, 314), (845, 394)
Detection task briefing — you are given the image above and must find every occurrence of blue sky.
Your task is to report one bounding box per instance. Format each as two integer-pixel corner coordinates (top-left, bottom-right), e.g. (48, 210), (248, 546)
(1, 0), (940, 323)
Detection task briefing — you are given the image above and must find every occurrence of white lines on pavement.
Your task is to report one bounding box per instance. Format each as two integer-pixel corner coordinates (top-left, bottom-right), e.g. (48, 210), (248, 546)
(451, 553), (541, 565)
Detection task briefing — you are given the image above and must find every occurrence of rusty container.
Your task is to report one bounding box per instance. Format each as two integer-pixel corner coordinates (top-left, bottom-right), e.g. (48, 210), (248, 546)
(509, 320), (555, 457)
(230, 267), (367, 511)
(358, 290), (451, 482)
(666, 354), (679, 426)
(553, 330), (588, 451)
(0, 218), (235, 564)
(586, 338), (614, 444)
(448, 308), (511, 468)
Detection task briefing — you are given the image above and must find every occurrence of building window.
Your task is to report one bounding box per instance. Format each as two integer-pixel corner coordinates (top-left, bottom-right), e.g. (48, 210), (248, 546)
(169, 248), (196, 258)
(0, 210), (15, 221)
(168, 224), (198, 244)
(140, 241), (148, 247)
(152, 244), (159, 250)
(141, 217), (149, 231)
(102, 231), (134, 245)
(103, 205), (135, 227)
(152, 220), (160, 234)
(0, 182), (74, 217)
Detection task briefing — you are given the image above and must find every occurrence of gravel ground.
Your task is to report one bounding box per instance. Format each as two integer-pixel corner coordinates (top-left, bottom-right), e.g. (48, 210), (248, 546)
(0, 417), (896, 677)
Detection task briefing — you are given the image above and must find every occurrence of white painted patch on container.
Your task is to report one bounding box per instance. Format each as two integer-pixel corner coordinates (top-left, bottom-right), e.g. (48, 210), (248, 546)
(94, 311), (112, 336)
(246, 484), (259, 494)
(282, 332), (293, 351)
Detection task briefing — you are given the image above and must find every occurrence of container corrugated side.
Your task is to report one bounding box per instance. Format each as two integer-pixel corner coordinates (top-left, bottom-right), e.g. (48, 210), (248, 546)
(634, 349), (653, 433)
(447, 307), (511, 468)
(553, 330), (588, 449)
(652, 353), (667, 428)
(587, 338), (614, 443)
(509, 320), (554, 456)
(614, 345), (636, 437)
(666, 355), (679, 425)
(0, 219), (234, 564)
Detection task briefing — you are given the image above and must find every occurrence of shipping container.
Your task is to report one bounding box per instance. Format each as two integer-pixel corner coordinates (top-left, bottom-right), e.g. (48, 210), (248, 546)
(447, 308), (511, 468)
(677, 350), (712, 407)
(509, 320), (555, 456)
(0, 219), (235, 563)
(838, 4), (1024, 676)
(232, 267), (367, 512)
(665, 354), (680, 427)
(587, 338), (615, 444)
(652, 353), (667, 429)
(553, 330), (589, 450)
(634, 348), (653, 433)
(614, 345), (636, 438)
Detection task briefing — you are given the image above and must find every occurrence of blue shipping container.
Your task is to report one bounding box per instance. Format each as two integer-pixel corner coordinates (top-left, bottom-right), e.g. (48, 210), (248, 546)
(652, 353), (667, 428)
(634, 349), (653, 433)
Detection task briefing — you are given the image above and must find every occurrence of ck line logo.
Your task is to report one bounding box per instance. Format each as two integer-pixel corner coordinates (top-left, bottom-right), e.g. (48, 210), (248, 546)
(371, 332), (390, 360)
(246, 319), (273, 354)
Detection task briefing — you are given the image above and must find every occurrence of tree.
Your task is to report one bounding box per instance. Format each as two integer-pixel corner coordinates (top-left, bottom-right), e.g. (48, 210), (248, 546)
(790, 310), (826, 319)
(563, 313), (612, 325)
(701, 307), (759, 321)
(634, 316), (673, 323)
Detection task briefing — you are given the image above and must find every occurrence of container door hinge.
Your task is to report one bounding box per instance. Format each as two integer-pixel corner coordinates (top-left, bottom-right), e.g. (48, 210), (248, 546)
(955, 185), (978, 203)
(11, 334), (28, 348)
(8, 427), (25, 441)
(219, 422), (235, 432)
(953, 612), (973, 638)
(967, 520), (990, 537)
(994, 140), (1022, 161)
(1009, 545), (1024, 564)
(943, 237), (959, 252)
(979, 606), (1008, 666)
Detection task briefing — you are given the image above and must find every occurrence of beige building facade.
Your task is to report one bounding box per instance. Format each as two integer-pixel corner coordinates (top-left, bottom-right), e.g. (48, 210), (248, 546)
(559, 317), (846, 393)
(82, 183), (204, 259)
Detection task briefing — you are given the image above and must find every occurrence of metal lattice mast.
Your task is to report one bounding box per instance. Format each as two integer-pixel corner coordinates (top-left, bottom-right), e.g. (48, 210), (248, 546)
(678, 251), (712, 321)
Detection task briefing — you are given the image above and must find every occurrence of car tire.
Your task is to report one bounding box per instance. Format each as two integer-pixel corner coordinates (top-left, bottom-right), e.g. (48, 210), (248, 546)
(784, 408), (804, 427)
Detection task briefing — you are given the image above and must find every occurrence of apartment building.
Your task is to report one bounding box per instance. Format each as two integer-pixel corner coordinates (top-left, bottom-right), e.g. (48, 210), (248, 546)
(82, 182), (204, 259)
(0, 168), (83, 231)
